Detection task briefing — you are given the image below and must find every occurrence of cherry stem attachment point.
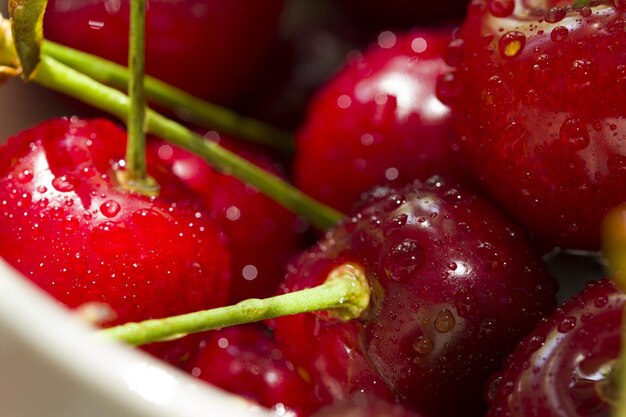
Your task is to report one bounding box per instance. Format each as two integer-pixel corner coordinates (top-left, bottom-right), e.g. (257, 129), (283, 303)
(41, 40), (294, 154)
(97, 263), (371, 346)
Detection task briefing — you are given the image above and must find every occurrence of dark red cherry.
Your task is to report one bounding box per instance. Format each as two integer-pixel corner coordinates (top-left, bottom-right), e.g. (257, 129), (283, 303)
(312, 394), (426, 417)
(184, 324), (320, 416)
(295, 28), (459, 214)
(44, 0), (284, 104)
(442, 0), (626, 250)
(0, 118), (231, 326)
(149, 136), (303, 303)
(272, 177), (557, 417)
(486, 279), (622, 417)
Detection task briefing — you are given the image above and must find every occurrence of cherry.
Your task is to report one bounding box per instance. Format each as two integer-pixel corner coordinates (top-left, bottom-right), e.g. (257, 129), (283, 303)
(43, 0), (284, 104)
(312, 395), (426, 417)
(149, 135), (303, 303)
(0, 117), (231, 326)
(272, 177), (557, 417)
(440, 0), (626, 250)
(485, 279), (622, 417)
(294, 28), (459, 213)
(184, 324), (320, 416)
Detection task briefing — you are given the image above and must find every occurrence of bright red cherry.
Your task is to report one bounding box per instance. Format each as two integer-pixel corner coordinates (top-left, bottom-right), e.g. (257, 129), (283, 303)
(486, 279), (622, 417)
(44, 0), (284, 104)
(272, 177), (557, 417)
(440, 0), (626, 250)
(149, 136), (303, 303)
(294, 28), (459, 214)
(0, 118), (231, 326)
(184, 324), (321, 416)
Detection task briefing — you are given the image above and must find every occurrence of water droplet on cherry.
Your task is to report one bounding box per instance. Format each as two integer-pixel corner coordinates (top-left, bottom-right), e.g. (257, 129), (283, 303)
(434, 308), (456, 333)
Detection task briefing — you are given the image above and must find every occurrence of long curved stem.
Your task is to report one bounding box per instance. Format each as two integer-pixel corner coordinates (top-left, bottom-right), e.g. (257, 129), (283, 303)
(33, 55), (342, 230)
(99, 263), (370, 346)
(41, 40), (294, 153)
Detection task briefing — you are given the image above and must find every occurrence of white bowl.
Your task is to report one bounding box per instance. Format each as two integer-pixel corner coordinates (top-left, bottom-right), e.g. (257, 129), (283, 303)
(0, 259), (273, 417)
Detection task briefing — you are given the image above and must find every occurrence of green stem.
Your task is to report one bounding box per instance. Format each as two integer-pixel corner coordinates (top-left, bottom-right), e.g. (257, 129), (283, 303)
(616, 309), (626, 417)
(125, 0), (147, 184)
(33, 55), (342, 230)
(98, 263), (370, 346)
(41, 40), (294, 154)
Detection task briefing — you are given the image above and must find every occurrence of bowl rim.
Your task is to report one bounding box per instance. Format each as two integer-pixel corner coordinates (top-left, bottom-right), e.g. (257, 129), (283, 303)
(0, 259), (273, 417)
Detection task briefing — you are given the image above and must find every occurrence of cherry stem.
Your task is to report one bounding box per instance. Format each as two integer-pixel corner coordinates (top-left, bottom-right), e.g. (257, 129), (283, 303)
(97, 263), (370, 346)
(125, 0), (148, 186)
(40, 41), (294, 154)
(33, 55), (342, 230)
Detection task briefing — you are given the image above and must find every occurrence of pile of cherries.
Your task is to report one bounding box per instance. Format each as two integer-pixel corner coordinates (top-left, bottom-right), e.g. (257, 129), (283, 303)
(1, 0), (626, 416)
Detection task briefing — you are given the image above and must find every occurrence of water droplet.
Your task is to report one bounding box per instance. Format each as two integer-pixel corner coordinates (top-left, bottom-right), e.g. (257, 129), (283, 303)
(434, 309), (456, 333)
(499, 32), (526, 59)
(52, 175), (76, 192)
(551, 26), (569, 42)
(594, 295), (608, 308)
(17, 169), (33, 183)
(560, 118), (589, 151)
(383, 239), (423, 282)
(413, 335), (434, 355)
(570, 59), (594, 84)
(37, 185), (47, 194)
(557, 316), (577, 333)
(487, 0), (515, 17)
(531, 54), (553, 86)
(545, 7), (566, 23)
(100, 200), (121, 218)
(447, 262), (458, 271)
(527, 335), (545, 352)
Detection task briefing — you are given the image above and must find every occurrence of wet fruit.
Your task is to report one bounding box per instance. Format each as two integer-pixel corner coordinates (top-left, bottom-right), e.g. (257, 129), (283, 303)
(295, 28), (458, 213)
(149, 136), (303, 303)
(0, 118), (231, 325)
(486, 279), (622, 417)
(184, 324), (320, 416)
(441, 0), (626, 250)
(272, 177), (557, 417)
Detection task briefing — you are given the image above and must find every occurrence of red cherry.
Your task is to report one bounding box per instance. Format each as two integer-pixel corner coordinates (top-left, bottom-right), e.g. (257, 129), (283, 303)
(442, 1), (626, 250)
(0, 118), (231, 326)
(312, 395), (427, 417)
(149, 136), (303, 303)
(486, 279), (622, 417)
(272, 177), (557, 417)
(184, 324), (320, 416)
(295, 28), (459, 213)
(44, 0), (284, 104)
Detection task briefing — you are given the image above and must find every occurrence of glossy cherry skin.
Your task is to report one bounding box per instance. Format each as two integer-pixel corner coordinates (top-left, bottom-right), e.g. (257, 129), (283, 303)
(486, 279), (622, 417)
(149, 136), (303, 303)
(0, 118), (231, 326)
(294, 28), (459, 214)
(184, 324), (320, 416)
(312, 395), (426, 417)
(272, 177), (557, 417)
(440, 0), (626, 250)
(44, 0), (284, 104)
